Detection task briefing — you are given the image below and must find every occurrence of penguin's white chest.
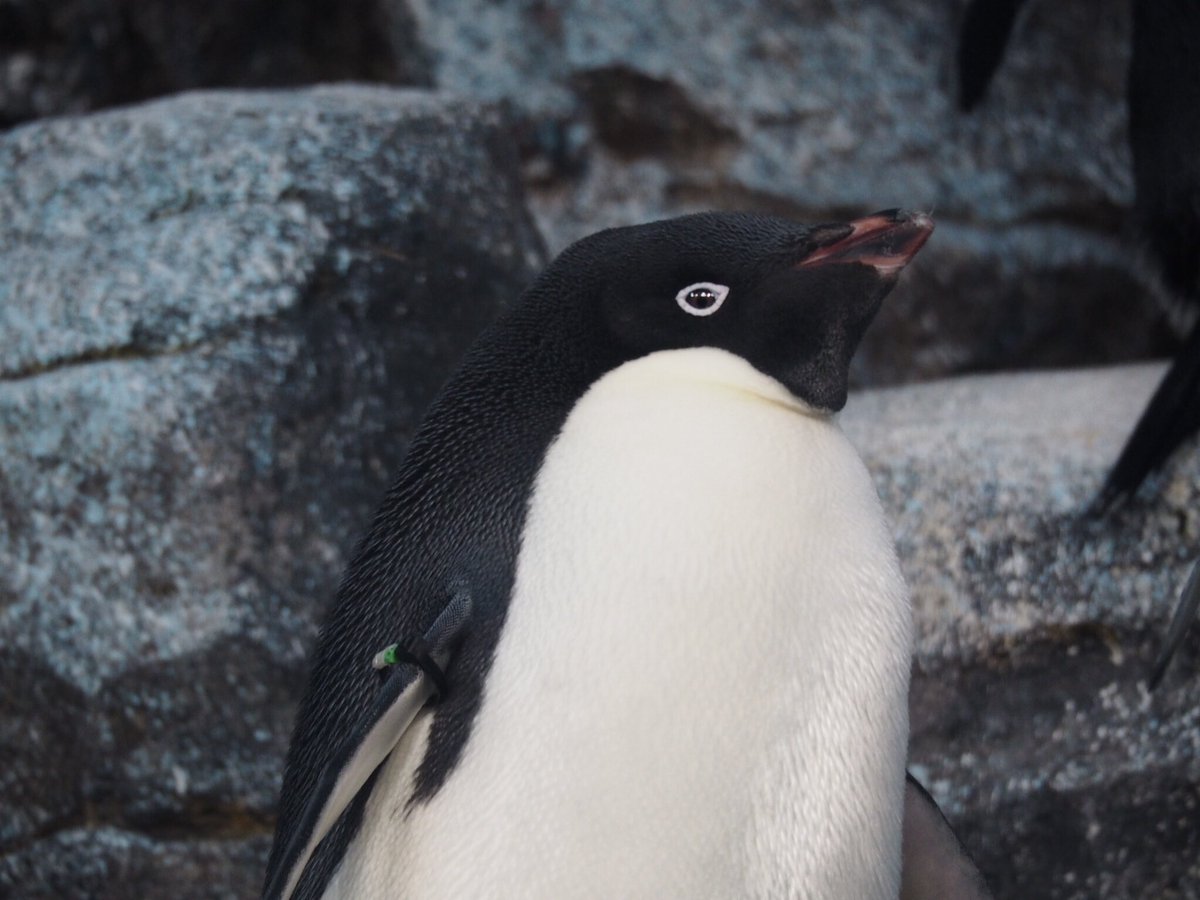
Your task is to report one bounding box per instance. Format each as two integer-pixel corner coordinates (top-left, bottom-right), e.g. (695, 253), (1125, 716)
(329, 348), (912, 900)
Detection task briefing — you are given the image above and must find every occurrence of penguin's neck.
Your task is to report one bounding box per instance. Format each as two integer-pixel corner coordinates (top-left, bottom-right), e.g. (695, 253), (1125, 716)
(356, 347), (913, 900)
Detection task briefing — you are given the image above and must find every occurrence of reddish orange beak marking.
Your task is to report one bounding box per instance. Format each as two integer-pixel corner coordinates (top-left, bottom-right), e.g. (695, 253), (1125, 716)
(799, 210), (934, 274)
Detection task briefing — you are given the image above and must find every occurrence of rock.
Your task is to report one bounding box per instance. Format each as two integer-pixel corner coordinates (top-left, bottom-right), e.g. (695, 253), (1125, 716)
(853, 221), (1180, 388)
(0, 0), (429, 128)
(3, 0), (1183, 382)
(0, 86), (543, 897)
(415, 0), (1130, 235)
(0, 828), (270, 900)
(2, 78), (1195, 900)
(842, 364), (1200, 899)
(412, 0), (1180, 380)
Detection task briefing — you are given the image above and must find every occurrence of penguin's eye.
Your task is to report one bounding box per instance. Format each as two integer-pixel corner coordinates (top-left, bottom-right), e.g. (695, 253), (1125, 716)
(675, 282), (729, 317)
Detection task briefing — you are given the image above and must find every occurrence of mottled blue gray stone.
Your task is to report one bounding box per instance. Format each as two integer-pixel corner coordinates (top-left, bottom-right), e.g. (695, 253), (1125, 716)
(843, 365), (1200, 900)
(0, 85), (543, 898)
(0, 0), (428, 128)
(1, 67), (1195, 900)
(4, 0), (1180, 381)
(0, 827), (270, 899)
(410, 0), (1178, 381)
(417, 0), (1132, 236)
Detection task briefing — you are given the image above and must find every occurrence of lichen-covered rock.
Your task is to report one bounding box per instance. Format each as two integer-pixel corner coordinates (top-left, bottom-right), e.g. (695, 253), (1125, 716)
(0, 86), (544, 897)
(843, 364), (1200, 899)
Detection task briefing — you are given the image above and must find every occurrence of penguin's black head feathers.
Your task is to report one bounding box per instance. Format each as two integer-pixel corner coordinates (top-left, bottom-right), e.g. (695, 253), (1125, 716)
(532, 209), (933, 411)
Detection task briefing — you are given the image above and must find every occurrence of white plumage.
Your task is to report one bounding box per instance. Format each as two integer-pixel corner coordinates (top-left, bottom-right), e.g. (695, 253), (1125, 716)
(326, 347), (912, 900)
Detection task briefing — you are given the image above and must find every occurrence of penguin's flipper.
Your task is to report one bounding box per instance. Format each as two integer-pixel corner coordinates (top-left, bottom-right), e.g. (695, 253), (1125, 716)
(1093, 317), (1200, 514)
(1149, 558), (1200, 689)
(956, 0), (1034, 111)
(262, 590), (473, 900)
(900, 772), (993, 900)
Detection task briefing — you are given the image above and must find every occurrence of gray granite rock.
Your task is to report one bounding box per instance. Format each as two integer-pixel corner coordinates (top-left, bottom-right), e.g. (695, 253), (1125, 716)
(411, 0), (1180, 381)
(414, 0), (1129, 237)
(0, 0), (428, 128)
(4, 0), (1183, 383)
(2, 77), (1195, 900)
(0, 828), (270, 900)
(843, 364), (1200, 899)
(0, 86), (543, 898)
(854, 221), (1180, 388)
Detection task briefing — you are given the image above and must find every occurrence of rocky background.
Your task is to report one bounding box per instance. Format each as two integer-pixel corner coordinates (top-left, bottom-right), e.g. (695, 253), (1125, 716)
(0, 1), (1196, 898)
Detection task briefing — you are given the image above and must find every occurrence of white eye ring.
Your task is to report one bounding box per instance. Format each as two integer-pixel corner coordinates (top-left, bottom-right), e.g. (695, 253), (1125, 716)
(675, 281), (729, 317)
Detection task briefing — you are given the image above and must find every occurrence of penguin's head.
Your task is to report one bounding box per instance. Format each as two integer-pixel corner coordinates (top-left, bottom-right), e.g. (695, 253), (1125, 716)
(542, 209), (933, 412)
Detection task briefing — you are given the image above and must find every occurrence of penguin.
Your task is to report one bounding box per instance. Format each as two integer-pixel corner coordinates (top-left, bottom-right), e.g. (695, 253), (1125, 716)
(265, 208), (937, 899)
(1095, 0), (1200, 511)
(955, 0), (1200, 510)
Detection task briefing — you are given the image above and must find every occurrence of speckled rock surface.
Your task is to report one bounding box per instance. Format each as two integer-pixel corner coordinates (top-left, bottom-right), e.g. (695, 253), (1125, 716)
(0, 828), (270, 900)
(0, 86), (543, 898)
(415, 0), (1128, 238)
(2, 76), (1195, 900)
(3, 0), (1184, 383)
(0, 0), (428, 128)
(410, 0), (1180, 382)
(843, 364), (1200, 900)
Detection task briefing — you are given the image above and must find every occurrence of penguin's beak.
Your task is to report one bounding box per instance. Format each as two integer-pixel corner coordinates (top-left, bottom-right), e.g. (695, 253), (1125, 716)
(799, 209), (934, 275)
